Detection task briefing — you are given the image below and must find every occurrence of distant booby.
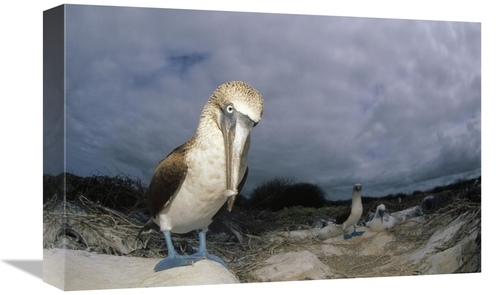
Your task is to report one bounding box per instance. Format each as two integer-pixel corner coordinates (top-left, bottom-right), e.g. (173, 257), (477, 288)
(420, 195), (438, 215)
(367, 204), (397, 232)
(334, 184), (364, 239)
(145, 81), (264, 271)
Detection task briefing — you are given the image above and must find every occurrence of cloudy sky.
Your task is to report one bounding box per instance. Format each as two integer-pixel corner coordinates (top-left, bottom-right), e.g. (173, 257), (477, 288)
(43, 4), (481, 200)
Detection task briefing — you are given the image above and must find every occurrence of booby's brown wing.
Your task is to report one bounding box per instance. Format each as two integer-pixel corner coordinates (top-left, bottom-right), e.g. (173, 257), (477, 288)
(146, 143), (189, 218)
(334, 207), (351, 225)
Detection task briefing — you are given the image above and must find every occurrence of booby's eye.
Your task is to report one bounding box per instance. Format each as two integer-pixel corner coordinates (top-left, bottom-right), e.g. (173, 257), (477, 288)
(223, 103), (235, 115)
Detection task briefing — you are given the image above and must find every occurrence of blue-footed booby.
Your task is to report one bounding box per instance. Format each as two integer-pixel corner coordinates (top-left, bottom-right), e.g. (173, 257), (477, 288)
(145, 81), (264, 272)
(334, 184), (364, 239)
(367, 204), (397, 231)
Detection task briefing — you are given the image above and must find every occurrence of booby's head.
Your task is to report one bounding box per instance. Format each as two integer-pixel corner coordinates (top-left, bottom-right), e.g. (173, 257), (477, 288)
(353, 183), (362, 193)
(375, 204), (386, 222)
(203, 81), (264, 211)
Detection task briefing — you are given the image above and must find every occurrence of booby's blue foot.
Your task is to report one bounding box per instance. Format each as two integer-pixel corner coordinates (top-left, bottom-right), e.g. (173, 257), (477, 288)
(343, 231), (352, 239)
(155, 230), (229, 272)
(352, 231), (365, 237)
(194, 230), (230, 269)
(202, 253), (230, 269)
(351, 226), (364, 237)
(154, 253), (229, 271)
(154, 254), (195, 271)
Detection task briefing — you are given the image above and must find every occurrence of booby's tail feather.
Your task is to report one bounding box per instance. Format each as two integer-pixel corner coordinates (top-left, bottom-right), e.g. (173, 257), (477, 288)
(136, 218), (158, 240)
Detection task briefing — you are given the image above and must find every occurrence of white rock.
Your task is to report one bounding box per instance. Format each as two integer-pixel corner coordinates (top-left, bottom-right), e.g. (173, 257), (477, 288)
(317, 224), (343, 240)
(414, 213), (480, 274)
(358, 231), (395, 255)
(391, 206), (422, 223)
(43, 248), (239, 291)
(422, 236), (479, 274)
(318, 244), (344, 256)
(250, 250), (332, 282)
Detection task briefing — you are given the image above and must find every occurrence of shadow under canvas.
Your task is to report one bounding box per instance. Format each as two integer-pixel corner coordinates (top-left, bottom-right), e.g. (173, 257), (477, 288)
(3, 260), (43, 280)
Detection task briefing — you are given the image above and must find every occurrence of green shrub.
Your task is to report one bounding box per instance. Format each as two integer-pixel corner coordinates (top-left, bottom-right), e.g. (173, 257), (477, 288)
(247, 177), (327, 211)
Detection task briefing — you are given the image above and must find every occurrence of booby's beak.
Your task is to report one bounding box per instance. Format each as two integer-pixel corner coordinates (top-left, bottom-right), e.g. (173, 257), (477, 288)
(220, 103), (256, 212)
(379, 210), (385, 223)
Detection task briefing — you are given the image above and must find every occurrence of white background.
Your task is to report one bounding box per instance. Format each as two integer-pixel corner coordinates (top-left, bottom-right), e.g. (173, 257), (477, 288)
(1, 1), (496, 294)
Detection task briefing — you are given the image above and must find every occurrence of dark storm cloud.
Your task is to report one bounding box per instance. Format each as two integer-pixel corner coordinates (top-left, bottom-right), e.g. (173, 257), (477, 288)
(43, 6), (65, 175)
(53, 5), (481, 200)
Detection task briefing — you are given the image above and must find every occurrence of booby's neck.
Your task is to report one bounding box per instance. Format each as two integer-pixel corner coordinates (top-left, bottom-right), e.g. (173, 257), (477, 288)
(351, 191), (362, 208)
(194, 104), (223, 147)
(376, 206), (386, 218)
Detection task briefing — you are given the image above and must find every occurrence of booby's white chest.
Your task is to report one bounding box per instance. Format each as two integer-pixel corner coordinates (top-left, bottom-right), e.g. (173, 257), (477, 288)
(155, 131), (237, 234)
(343, 197), (363, 230)
(368, 214), (397, 232)
(368, 218), (386, 232)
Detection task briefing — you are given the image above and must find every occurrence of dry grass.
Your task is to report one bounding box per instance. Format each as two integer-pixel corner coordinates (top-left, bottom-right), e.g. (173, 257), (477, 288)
(43, 173), (481, 282)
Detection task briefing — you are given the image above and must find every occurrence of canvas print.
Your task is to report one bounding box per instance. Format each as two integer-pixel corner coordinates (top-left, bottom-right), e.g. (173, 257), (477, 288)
(43, 4), (481, 291)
